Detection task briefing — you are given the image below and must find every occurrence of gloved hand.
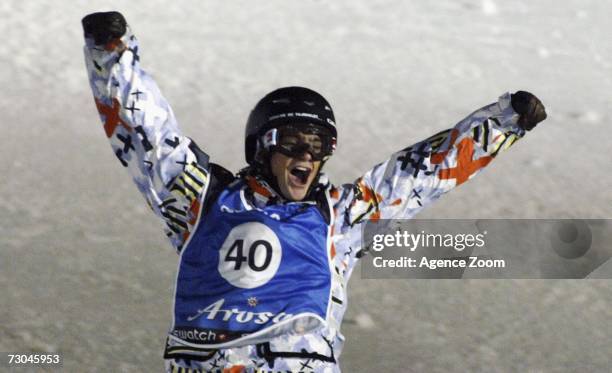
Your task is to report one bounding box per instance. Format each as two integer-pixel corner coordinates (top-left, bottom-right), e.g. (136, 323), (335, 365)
(511, 91), (547, 131)
(82, 11), (127, 46)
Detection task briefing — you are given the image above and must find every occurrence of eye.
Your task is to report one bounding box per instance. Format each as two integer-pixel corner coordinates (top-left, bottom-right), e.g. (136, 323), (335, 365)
(310, 140), (322, 153)
(280, 135), (299, 145)
(304, 135), (322, 150)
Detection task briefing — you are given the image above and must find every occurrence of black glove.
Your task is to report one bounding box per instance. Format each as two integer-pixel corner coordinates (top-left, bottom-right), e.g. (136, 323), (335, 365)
(82, 11), (127, 46)
(510, 91), (547, 131)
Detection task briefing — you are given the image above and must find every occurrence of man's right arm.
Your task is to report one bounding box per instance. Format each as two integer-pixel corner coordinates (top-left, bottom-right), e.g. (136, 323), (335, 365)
(82, 12), (230, 253)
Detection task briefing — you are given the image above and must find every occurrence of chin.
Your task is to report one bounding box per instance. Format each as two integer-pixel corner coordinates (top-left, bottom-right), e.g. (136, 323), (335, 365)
(288, 191), (307, 201)
(283, 185), (309, 201)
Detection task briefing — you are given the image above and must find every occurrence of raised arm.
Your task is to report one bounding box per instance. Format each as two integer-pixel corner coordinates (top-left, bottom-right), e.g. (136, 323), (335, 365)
(82, 12), (229, 253)
(338, 91), (546, 227)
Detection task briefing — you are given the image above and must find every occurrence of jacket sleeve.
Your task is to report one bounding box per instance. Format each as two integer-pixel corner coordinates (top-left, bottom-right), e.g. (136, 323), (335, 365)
(83, 26), (219, 253)
(336, 93), (525, 236)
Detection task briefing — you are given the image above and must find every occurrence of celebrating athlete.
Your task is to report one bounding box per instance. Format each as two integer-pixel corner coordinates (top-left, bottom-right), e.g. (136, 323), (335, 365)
(82, 11), (546, 372)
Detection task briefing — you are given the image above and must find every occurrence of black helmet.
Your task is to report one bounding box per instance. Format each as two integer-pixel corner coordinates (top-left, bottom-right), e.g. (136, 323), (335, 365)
(245, 86), (337, 165)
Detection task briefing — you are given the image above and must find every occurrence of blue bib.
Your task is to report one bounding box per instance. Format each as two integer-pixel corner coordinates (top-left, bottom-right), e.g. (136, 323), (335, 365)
(169, 180), (333, 348)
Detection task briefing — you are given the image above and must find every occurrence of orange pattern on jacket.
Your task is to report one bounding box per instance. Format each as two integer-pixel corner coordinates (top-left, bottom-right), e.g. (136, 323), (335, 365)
(246, 176), (273, 198)
(95, 98), (132, 137)
(437, 137), (493, 186)
(224, 365), (246, 373)
(430, 129), (459, 164)
(356, 179), (383, 222)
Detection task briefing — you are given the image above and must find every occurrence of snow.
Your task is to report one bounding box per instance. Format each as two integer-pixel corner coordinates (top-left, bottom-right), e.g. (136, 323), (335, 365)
(1, 0), (610, 371)
(481, 0), (498, 15)
(354, 313), (376, 330)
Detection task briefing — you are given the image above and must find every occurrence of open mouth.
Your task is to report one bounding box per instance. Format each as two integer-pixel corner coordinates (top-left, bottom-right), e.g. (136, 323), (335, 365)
(289, 165), (312, 186)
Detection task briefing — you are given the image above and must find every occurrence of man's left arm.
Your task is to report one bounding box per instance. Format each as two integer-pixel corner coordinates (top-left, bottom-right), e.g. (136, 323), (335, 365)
(341, 91), (547, 227)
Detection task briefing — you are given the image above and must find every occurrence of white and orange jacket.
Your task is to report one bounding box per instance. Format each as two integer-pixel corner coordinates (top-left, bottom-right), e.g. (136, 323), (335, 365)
(84, 27), (527, 373)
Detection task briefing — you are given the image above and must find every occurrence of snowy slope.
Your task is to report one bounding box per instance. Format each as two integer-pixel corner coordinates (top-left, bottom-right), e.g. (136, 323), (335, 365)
(0, 1), (610, 371)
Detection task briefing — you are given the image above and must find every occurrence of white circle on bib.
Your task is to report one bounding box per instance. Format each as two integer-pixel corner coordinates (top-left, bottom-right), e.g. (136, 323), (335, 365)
(218, 222), (282, 289)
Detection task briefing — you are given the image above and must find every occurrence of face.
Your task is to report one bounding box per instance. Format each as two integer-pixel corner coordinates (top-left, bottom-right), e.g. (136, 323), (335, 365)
(270, 143), (322, 201)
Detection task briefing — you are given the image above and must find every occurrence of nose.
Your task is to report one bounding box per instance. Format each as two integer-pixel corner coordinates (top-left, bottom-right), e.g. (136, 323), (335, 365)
(297, 150), (313, 161)
(289, 143), (314, 161)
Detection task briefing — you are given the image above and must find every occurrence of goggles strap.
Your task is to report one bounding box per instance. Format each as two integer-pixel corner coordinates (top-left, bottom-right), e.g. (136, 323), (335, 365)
(260, 128), (279, 150)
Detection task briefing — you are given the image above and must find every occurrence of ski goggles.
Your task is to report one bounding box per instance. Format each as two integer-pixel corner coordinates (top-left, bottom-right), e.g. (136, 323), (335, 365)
(261, 124), (336, 161)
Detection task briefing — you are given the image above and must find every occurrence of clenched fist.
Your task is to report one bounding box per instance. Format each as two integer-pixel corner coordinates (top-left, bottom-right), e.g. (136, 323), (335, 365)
(511, 91), (547, 131)
(82, 11), (127, 46)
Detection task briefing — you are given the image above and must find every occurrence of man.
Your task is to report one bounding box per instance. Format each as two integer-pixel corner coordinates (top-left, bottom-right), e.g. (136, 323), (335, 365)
(82, 11), (546, 373)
